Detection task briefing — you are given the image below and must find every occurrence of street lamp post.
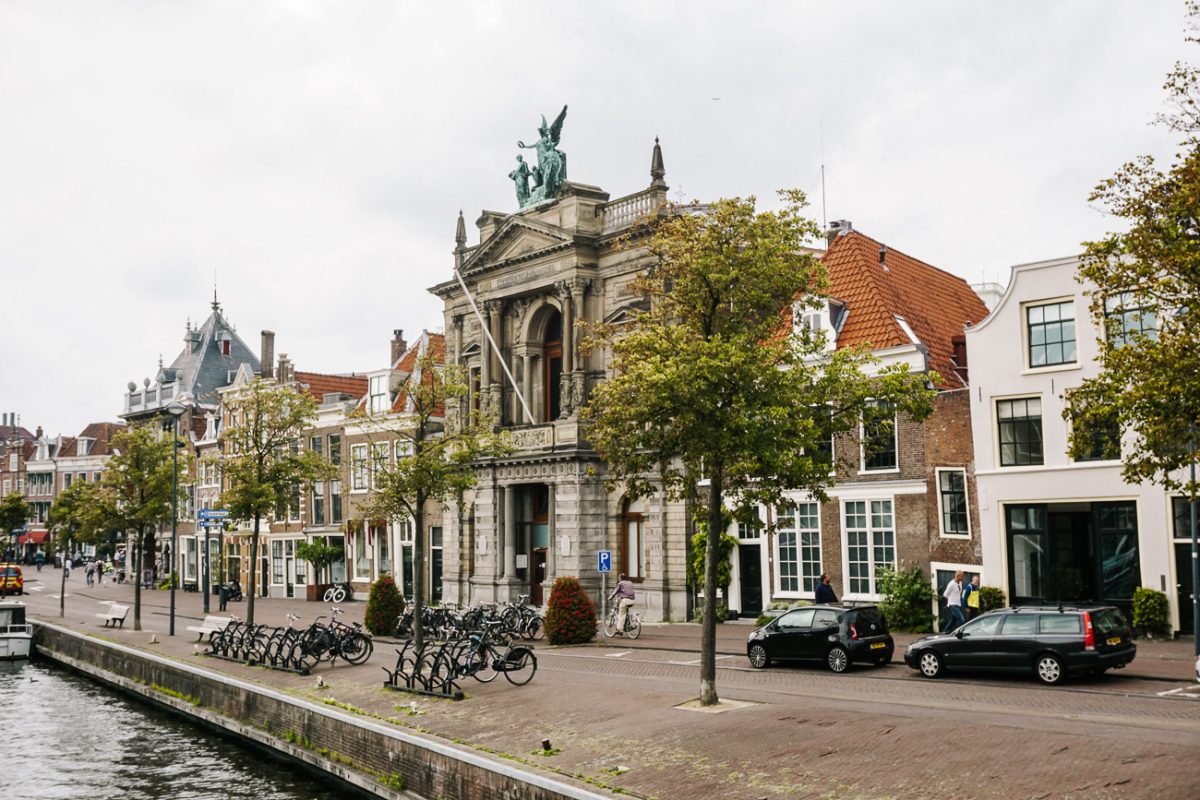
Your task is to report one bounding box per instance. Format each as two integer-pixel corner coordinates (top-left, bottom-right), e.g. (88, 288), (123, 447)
(165, 399), (188, 637)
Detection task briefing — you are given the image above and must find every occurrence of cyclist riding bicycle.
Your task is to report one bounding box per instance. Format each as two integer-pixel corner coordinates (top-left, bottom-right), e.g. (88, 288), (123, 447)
(607, 574), (636, 635)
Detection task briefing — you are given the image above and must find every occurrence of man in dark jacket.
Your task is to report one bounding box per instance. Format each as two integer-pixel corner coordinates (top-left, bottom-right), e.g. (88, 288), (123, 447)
(815, 573), (838, 604)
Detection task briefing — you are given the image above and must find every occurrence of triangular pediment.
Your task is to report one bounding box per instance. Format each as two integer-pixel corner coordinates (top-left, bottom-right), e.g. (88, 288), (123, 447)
(462, 217), (573, 274)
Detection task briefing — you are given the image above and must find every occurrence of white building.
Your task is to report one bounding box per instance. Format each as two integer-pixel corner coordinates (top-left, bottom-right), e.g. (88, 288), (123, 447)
(967, 255), (1192, 633)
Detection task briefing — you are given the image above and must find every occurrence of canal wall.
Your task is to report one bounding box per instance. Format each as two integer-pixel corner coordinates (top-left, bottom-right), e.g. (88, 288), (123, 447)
(33, 623), (609, 800)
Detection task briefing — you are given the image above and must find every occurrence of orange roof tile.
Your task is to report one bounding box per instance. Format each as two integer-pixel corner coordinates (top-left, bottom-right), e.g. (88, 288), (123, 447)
(391, 333), (447, 416)
(817, 231), (989, 389)
(294, 371), (369, 402)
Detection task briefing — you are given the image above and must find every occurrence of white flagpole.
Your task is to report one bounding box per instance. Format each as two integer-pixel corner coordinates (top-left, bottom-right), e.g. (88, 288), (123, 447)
(453, 265), (535, 425)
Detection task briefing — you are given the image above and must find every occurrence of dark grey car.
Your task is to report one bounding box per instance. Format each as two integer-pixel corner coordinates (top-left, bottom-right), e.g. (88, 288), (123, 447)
(747, 604), (893, 673)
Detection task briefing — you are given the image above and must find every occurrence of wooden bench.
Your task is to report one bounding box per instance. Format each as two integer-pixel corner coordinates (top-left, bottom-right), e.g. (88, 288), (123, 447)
(95, 603), (130, 629)
(185, 615), (232, 641)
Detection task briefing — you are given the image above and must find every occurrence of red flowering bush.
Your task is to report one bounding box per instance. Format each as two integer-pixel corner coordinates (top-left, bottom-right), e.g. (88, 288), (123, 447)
(364, 574), (405, 636)
(544, 576), (597, 645)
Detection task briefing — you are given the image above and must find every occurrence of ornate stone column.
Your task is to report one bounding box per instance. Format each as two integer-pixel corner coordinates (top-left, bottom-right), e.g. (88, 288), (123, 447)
(556, 281), (574, 374)
(546, 484), (556, 585)
(503, 484), (516, 579)
(522, 354), (533, 422)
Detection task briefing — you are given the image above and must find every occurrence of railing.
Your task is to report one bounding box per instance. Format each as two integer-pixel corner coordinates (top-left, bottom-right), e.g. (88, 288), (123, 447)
(602, 189), (656, 233)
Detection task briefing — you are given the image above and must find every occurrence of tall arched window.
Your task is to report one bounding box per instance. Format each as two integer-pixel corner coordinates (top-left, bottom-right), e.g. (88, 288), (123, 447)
(621, 497), (646, 580)
(542, 311), (562, 422)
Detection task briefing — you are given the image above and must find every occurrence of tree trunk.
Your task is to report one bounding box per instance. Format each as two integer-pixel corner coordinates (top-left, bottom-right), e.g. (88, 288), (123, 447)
(413, 489), (426, 651)
(132, 526), (143, 631)
(700, 471), (723, 706)
(247, 514), (260, 625)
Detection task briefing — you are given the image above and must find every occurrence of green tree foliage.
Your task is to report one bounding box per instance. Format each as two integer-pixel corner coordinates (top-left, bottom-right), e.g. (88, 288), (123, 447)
(876, 563), (935, 633)
(364, 574), (405, 636)
(295, 539), (343, 586)
(978, 585), (1007, 613)
(81, 426), (189, 630)
(0, 492), (31, 546)
(358, 350), (511, 649)
(581, 191), (934, 705)
(1131, 586), (1171, 637)
(218, 378), (330, 625)
(544, 576), (597, 645)
(687, 509), (738, 619)
(1067, 3), (1200, 495)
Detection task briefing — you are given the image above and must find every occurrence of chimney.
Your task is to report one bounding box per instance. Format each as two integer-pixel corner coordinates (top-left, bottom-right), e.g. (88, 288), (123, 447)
(261, 330), (275, 379)
(36, 426), (43, 439)
(391, 329), (407, 365)
(825, 219), (852, 248)
(951, 334), (969, 384)
(277, 354), (292, 384)
(879, 244), (889, 273)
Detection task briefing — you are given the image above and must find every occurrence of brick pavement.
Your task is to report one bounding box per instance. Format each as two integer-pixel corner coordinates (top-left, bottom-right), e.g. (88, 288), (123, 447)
(16, 570), (1200, 800)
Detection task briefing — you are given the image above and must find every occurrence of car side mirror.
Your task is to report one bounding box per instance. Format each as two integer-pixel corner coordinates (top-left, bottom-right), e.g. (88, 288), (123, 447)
(955, 629), (965, 639)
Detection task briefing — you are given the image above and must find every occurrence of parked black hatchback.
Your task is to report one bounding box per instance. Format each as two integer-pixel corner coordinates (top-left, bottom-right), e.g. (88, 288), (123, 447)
(746, 604), (893, 673)
(903, 605), (1136, 685)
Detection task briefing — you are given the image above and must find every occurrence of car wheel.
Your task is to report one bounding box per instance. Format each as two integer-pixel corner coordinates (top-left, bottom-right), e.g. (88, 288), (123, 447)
(748, 644), (770, 669)
(826, 645), (850, 673)
(918, 650), (943, 678)
(1035, 653), (1065, 685)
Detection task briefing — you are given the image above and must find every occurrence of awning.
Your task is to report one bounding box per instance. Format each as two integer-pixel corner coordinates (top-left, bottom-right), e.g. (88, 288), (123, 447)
(17, 531), (49, 544)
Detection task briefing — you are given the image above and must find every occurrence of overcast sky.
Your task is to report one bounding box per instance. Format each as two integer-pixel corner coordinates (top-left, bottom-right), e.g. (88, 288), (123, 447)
(1, 1), (1193, 438)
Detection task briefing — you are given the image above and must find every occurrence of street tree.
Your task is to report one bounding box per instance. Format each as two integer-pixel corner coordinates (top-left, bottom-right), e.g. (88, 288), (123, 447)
(0, 492), (31, 598)
(47, 481), (111, 615)
(1067, 2), (1200, 495)
(78, 425), (189, 630)
(358, 350), (512, 649)
(581, 191), (934, 706)
(218, 378), (329, 625)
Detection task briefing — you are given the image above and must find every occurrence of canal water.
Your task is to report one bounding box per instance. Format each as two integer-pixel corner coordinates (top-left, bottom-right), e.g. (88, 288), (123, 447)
(0, 659), (363, 798)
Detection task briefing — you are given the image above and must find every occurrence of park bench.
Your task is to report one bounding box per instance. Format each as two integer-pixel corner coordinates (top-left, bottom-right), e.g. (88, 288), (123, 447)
(95, 603), (130, 629)
(185, 615), (232, 641)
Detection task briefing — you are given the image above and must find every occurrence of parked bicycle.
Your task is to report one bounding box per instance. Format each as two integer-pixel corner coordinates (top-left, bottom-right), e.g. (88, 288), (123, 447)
(323, 582), (353, 603)
(300, 607), (373, 666)
(603, 604), (642, 639)
(500, 594), (545, 641)
(435, 620), (537, 687)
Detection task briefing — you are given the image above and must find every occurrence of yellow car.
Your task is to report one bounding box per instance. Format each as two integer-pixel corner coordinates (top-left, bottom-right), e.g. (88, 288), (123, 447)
(0, 564), (24, 594)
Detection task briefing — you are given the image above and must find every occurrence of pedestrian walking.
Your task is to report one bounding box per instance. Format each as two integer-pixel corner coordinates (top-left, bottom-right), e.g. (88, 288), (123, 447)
(815, 572), (838, 604)
(963, 574), (981, 620)
(942, 571), (965, 632)
(85, 560), (95, 586)
(95, 559), (105, 585)
(35, 552), (44, 572)
(64, 557), (72, 579)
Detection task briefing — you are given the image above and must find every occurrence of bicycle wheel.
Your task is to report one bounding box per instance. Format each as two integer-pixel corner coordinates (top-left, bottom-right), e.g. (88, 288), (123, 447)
(602, 611), (617, 638)
(467, 644), (499, 683)
(626, 614), (642, 640)
(524, 615), (545, 641)
(500, 606), (521, 634)
(502, 646), (537, 686)
(323, 587), (336, 603)
(331, 586), (347, 603)
(340, 633), (374, 665)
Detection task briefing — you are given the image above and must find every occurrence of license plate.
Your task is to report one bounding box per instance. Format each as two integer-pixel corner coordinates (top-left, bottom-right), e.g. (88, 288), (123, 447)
(1107, 636), (1121, 646)
(870, 642), (886, 650)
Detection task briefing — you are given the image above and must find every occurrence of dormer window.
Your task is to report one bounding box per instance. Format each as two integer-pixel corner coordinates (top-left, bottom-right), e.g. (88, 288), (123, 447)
(369, 374), (390, 414)
(793, 300), (834, 351)
(221, 339), (231, 356)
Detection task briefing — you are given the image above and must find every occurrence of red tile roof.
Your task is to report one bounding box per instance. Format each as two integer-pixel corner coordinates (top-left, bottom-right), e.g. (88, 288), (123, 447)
(294, 371), (369, 402)
(392, 333), (447, 415)
(817, 231), (989, 389)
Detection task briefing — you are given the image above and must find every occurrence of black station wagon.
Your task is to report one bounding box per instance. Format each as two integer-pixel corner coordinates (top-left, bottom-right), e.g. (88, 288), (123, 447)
(903, 605), (1136, 685)
(746, 604), (893, 673)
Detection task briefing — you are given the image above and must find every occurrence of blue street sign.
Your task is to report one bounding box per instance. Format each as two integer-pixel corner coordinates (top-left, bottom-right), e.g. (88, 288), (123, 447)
(198, 508), (229, 519)
(597, 550), (612, 573)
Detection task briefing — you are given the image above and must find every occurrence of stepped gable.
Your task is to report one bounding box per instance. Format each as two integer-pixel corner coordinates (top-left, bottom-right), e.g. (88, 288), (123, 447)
(822, 230), (988, 389)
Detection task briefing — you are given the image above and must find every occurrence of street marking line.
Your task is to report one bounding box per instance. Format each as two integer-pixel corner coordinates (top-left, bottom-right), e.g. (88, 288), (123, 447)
(670, 655), (735, 666)
(605, 651), (632, 658)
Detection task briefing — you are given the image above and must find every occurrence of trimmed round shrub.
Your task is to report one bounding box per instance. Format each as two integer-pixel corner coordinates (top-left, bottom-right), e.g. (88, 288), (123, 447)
(978, 585), (1006, 613)
(877, 563), (935, 632)
(544, 576), (597, 645)
(364, 574), (405, 636)
(1132, 586), (1170, 637)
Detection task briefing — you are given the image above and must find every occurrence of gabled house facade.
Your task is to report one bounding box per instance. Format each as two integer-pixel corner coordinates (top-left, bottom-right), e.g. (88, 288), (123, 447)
(732, 224), (990, 620)
(966, 256), (1189, 632)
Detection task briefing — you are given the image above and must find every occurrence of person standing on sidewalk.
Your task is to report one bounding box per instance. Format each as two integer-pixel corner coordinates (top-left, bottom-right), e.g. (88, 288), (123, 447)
(942, 571), (965, 632)
(963, 574), (981, 620)
(815, 573), (838, 604)
(608, 574), (635, 635)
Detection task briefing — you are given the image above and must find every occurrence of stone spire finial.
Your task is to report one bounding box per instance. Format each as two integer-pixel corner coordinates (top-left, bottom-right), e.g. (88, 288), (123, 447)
(455, 210), (467, 249)
(650, 136), (666, 187)
(212, 286), (220, 313)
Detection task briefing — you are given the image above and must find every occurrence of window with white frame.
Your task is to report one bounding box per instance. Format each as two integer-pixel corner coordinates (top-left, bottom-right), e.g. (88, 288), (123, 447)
(309, 435), (323, 459)
(371, 442), (389, 488)
(862, 399), (897, 471)
(375, 522), (391, 574)
(1026, 300), (1076, 367)
(328, 434), (341, 465)
(353, 525), (369, 579)
(997, 397), (1043, 467)
(311, 481), (325, 526)
(369, 375), (389, 414)
(395, 439), (414, 461)
(330, 480), (343, 524)
(844, 499), (896, 596)
(776, 502), (821, 594)
(350, 444), (368, 491)
(937, 468), (970, 536)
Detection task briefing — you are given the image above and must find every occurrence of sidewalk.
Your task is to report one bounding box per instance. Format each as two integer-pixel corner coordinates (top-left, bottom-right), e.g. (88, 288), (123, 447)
(17, 571), (1200, 800)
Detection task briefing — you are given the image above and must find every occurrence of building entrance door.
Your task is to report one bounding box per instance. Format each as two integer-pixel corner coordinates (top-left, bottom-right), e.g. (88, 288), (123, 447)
(1175, 542), (1195, 635)
(738, 544), (762, 617)
(532, 549), (547, 606)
